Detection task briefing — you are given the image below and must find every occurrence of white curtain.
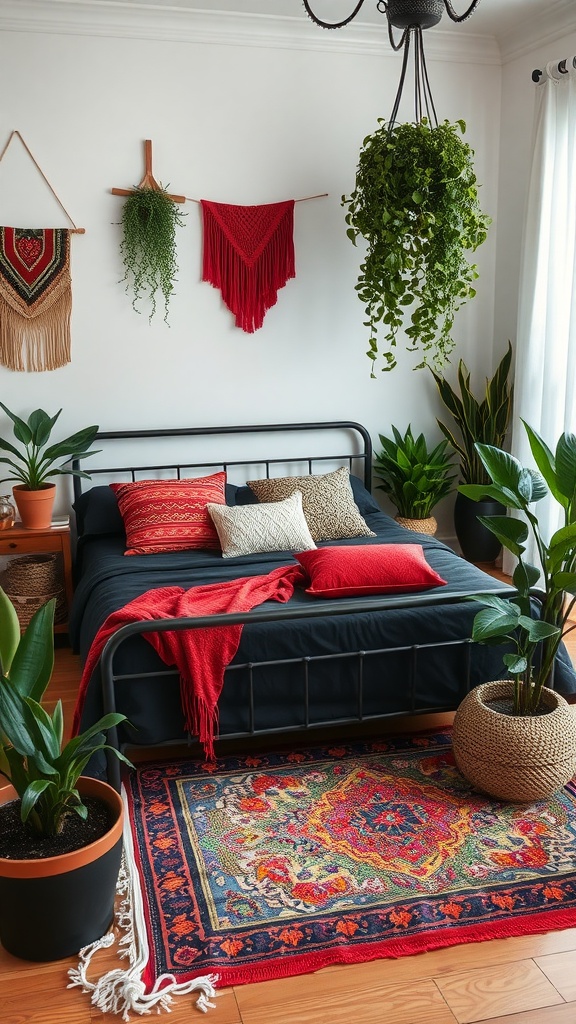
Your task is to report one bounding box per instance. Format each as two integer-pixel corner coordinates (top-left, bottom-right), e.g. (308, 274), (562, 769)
(504, 63), (576, 574)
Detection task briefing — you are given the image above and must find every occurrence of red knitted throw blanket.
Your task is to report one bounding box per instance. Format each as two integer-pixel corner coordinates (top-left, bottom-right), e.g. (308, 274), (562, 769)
(72, 564), (306, 760)
(201, 200), (295, 333)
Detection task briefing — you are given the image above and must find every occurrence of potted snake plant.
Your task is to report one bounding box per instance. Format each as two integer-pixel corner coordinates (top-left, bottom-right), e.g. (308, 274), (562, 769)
(0, 588), (130, 961)
(373, 424), (455, 534)
(431, 342), (513, 562)
(452, 424), (576, 802)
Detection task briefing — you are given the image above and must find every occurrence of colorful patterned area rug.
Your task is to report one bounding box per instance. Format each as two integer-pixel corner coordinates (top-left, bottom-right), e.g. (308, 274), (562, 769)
(72, 730), (576, 1015)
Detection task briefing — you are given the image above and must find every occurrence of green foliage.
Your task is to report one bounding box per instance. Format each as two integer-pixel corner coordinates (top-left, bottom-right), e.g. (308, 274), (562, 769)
(120, 186), (186, 324)
(342, 118), (491, 375)
(431, 342), (514, 484)
(0, 404), (99, 490)
(373, 424), (455, 519)
(461, 423), (576, 714)
(0, 589), (130, 837)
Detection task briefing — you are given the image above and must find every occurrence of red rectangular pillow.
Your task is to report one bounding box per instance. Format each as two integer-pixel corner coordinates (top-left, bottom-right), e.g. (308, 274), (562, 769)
(110, 474), (226, 555)
(294, 543), (446, 597)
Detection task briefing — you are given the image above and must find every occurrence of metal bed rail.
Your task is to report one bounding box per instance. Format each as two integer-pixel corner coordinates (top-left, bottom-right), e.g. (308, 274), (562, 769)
(98, 585), (518, 790)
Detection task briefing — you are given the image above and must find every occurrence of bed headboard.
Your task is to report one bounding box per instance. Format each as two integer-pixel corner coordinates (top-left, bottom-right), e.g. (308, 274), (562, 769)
(71, 420), (373, 503)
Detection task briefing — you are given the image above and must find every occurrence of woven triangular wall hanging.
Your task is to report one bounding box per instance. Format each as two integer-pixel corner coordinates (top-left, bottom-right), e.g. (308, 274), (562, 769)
(0, 131), (84, 372)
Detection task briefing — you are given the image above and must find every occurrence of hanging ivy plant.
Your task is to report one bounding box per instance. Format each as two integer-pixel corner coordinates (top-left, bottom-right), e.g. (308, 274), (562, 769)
(119, 186), (186, 324)
(342, 118), (491, 376)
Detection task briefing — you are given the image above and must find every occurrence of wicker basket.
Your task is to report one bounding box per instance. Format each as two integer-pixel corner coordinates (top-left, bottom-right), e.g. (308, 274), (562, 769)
(2, 554), (66, 628)
(452, 680), (576, 802)
(395, 515), (438, 536)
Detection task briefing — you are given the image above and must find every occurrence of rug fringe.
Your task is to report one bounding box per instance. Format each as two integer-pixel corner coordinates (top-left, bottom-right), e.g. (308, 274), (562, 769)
(67, 786), (219, 1019)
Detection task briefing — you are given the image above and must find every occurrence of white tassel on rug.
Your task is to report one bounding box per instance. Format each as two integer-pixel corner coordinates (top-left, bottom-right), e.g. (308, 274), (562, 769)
(67, 785), (218, 1019)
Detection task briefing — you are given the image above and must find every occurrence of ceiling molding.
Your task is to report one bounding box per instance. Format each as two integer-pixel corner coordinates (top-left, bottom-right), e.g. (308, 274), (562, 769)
(0, 0), (500, 64)
(499, 0), (576, 64)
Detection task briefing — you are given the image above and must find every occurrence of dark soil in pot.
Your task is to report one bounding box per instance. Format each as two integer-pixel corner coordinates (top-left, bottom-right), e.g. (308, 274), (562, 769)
(0, 797), (115, 859)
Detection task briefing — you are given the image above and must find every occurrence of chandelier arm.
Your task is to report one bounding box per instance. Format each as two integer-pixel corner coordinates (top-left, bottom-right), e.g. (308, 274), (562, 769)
(387, 14), (408, 52)
(389, 29), (413, 129)
(443, 0), (481, 23)
(302, 0), (368, 30)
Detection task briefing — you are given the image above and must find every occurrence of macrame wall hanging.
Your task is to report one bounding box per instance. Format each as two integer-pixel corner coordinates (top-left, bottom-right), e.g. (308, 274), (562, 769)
(192, 192), (327, 333)
(0, 131), (85, 373)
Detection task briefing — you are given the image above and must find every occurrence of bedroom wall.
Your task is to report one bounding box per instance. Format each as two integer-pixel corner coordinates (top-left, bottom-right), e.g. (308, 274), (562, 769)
(0, 3), (502, 536)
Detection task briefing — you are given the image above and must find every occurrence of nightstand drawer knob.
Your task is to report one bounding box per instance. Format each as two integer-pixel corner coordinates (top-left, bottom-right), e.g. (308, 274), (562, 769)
(9, 542), (16, 548)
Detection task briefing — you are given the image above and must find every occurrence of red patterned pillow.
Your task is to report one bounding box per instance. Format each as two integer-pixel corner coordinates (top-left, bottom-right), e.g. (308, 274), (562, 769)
(110, 474), (226, 555)
(294, 544), (446, 597)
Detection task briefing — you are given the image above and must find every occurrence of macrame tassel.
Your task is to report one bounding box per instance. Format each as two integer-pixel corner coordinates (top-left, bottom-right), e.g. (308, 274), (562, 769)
(0, 288), (71, 371)
(201, 200), (295, 332)
(68, 786), (218, 1019)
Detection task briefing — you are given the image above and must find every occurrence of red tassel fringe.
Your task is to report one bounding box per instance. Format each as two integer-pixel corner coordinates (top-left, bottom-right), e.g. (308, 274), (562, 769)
(201, 200), (295, 332)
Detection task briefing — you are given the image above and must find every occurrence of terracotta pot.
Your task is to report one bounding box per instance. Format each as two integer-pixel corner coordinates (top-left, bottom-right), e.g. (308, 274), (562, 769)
(395, 514), (437, 536)
(0, 777), (123, 961)
(12, 483), (56, 530)
(452, 680), (576, 802)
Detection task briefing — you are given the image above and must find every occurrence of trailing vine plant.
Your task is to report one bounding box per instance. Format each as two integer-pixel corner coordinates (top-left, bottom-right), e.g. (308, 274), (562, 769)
(342, 118), (491, 376)
(119, 186), (186, 324)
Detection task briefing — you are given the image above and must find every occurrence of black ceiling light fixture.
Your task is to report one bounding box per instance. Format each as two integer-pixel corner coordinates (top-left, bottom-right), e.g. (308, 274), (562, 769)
(302, 1), (481, 125)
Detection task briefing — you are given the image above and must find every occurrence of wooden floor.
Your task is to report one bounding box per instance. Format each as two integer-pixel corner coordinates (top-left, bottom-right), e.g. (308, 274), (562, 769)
(3, 589), (576, 1024)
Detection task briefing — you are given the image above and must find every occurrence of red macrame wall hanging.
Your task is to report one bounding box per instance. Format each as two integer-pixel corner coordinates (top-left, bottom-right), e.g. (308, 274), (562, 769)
(201, 200), (296, 333)
(0, 131), (84, 372)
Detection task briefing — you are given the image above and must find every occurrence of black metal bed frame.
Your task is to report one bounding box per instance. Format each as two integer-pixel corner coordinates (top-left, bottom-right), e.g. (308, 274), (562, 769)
(72, 421), (515, 791)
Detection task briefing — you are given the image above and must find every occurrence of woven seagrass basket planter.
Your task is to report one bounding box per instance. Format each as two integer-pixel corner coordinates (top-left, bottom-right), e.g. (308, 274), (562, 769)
(452, 681), (576, 802)
(394, 515), (437, 536)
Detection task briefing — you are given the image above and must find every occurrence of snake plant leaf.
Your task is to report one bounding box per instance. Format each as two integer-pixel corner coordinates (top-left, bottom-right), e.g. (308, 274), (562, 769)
(8, 598), (55, 702)
(0, 586), (20, 676)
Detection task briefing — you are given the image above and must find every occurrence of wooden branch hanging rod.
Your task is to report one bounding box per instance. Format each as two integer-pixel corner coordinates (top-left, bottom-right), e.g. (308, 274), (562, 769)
(111, 140), (186, 203)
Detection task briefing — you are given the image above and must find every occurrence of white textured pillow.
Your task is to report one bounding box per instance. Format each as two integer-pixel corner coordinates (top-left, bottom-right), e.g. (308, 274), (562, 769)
(207, 490), (316, 558)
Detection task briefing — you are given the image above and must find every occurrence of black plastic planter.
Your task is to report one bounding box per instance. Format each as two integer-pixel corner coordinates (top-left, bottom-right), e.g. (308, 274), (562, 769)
(454, 492), (505, 564)
(0, 778), (123, 962)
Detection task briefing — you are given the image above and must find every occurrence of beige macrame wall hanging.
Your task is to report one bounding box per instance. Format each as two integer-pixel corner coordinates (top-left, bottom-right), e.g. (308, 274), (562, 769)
(0, 131), (85, 373)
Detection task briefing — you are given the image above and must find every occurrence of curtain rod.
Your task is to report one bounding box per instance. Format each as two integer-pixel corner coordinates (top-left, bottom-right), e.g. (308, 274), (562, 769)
(532, 56), (576, 83)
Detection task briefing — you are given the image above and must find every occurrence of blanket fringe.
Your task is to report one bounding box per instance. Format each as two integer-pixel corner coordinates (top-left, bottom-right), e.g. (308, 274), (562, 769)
(67, 786), (218, 1019)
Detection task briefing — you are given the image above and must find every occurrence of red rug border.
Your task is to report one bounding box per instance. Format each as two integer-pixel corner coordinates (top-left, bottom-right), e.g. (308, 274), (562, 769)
(123, 733), (576, 992)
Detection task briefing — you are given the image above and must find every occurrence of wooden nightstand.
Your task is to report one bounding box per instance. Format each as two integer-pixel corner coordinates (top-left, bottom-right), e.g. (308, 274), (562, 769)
(0, 523), (74, 634)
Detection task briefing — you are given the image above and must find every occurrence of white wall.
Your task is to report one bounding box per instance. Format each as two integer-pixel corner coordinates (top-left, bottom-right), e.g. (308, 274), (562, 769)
(0, 5), (502, 534)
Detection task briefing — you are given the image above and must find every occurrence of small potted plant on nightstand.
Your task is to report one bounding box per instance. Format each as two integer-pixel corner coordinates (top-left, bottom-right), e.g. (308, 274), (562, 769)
(0, 404), (99, 529)
(373, 424), (455, 535)
(0, 587), (130, 961)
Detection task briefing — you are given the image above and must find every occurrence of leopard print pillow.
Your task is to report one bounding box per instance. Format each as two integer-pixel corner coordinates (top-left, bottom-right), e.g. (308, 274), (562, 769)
(246, 467), (376, 542)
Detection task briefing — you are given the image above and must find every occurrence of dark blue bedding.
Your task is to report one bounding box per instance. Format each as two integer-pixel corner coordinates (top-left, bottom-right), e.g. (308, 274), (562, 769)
(70, 485), (576, 768)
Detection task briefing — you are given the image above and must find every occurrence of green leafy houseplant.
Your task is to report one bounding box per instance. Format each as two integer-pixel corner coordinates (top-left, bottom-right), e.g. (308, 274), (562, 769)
(0, 404), (99, 490)
(120, 185), (186, 324)
(460, 423), (576, 714)
(342, 118), (491, 375)
(431, 342), (514, 485)
(373, 424), (455, 521)
(0, 588), (130, 837)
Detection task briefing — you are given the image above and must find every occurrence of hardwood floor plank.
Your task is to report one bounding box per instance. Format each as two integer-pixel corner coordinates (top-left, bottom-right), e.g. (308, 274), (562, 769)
(235, 974), (458, 1024)
(3, 970), (90, 1024)
(477, 1005), (576, 1024)
(435, 960), (564, 1023)
(534, 950), (576, 1002)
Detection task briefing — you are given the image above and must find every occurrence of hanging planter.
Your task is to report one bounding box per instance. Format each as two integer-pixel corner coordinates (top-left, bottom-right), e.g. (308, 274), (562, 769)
(119, 185), (186, 324)
(342, 118), (491, 375)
